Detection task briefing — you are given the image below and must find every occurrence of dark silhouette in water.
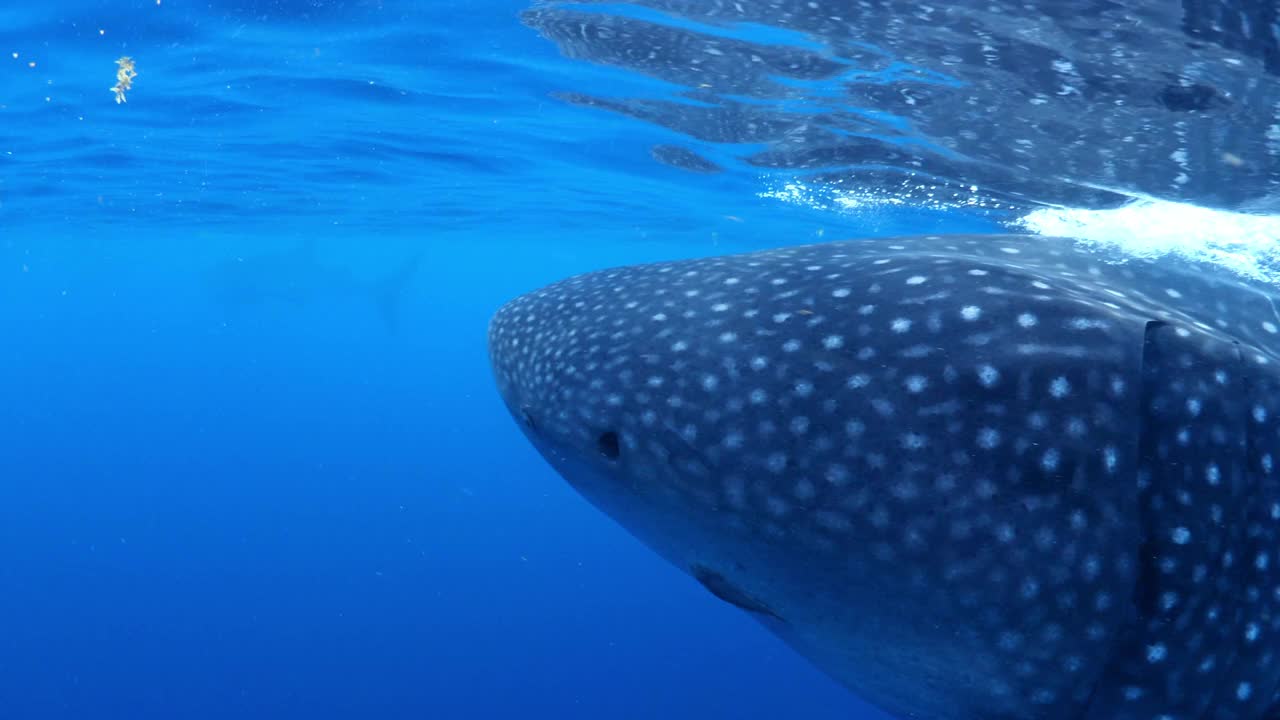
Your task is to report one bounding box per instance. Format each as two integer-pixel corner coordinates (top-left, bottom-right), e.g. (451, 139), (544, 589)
(650, 144), (723, 173)
(491, 234), (1280, 720)
(206, 240), (421, 331)
(524, 0), (1280, 213)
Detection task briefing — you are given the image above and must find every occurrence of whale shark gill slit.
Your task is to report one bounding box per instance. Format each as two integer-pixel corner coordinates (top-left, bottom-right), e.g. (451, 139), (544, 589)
(1084, 319), (1263, 717)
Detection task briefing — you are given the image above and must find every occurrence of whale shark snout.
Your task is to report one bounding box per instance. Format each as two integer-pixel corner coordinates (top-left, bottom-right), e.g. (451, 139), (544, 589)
(488, 234), (1280, 720)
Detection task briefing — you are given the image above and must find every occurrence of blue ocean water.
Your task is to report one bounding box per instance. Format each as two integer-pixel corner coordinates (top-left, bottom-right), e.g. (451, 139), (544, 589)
(0, 2), (1005, 718)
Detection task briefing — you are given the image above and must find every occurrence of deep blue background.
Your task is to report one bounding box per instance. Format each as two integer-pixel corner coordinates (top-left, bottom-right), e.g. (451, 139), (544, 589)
(0, 2), (998, 718)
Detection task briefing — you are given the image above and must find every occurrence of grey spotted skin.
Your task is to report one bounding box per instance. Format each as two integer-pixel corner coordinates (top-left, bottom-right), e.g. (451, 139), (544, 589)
(524, 1), (1280, 213)
(488, 234), (1280, 720)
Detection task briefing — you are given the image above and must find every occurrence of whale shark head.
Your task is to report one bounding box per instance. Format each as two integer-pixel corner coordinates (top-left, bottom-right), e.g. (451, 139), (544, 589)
(488, 234), (1280, 720)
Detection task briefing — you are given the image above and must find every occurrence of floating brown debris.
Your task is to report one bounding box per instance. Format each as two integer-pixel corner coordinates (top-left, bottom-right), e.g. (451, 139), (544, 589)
(111, 56), (137, 104)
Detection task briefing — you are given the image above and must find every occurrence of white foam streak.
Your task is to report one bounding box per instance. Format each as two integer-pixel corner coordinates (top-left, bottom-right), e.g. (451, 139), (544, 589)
(760, 178), (1280, 284)
(1018, 200), (1280, 283)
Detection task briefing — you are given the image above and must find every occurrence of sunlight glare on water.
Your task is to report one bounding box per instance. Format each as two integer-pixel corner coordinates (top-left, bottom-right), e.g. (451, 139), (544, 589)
(761, 177), (1280, 283)
(1019, 199), (1280, 283)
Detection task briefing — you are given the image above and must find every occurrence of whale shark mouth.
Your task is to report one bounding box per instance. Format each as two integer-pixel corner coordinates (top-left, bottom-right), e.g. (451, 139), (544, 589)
(690, 563), (786, 623)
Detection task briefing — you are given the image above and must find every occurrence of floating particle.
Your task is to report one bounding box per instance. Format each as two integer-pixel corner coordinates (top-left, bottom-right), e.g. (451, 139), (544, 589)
(111, 56), (137, 104)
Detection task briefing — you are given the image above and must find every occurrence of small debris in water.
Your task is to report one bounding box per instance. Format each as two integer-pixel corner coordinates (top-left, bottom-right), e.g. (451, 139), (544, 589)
(111, 56), (137, 104)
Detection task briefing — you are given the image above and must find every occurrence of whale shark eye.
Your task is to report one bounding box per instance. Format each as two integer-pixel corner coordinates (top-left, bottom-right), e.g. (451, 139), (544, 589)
(597, 431), (621, 460)
(519, 406), (538, 432)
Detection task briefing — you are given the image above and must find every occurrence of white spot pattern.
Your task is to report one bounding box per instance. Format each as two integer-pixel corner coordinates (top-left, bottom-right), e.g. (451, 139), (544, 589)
(488, 234), (1280, 720)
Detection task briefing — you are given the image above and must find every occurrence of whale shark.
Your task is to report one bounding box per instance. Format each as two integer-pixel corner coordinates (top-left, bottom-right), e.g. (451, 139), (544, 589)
(489, 234), (1280, 719)
(522, 0), (1280, 214)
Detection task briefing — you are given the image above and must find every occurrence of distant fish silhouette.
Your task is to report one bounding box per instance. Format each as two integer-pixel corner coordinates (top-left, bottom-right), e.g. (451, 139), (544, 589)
(206, 240), (420, 331)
